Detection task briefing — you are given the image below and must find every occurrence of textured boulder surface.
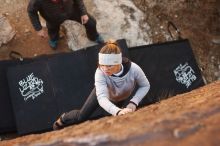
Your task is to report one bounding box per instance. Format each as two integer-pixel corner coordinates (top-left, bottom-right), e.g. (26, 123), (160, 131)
(0, 14), (15, 47)
(1, 81), (220, 146)
(62, 0), (151, 51)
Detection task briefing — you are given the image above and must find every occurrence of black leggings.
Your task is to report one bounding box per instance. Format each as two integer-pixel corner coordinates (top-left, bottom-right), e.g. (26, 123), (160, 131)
(61, 88), (130, 126)
(61, 88), (102, 125)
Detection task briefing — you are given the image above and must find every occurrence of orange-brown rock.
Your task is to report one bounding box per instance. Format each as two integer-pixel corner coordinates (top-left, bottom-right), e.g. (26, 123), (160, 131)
(1, 81), (219, 146)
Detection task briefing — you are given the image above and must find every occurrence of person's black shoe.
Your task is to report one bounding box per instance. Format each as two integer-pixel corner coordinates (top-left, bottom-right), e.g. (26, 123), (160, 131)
(95, 35), (104, 44)
(48, 35), (65, 50)
(53, 113), (65, 130)
(48, 40), (58, 49)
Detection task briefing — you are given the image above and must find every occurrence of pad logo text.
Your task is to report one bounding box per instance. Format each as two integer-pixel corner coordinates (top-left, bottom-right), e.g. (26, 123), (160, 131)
(19, 73), (44, 101)
(174, 62), (197, 88)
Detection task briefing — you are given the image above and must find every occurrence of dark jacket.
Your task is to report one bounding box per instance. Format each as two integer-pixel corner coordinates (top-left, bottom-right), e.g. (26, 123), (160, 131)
(27, 0), (87, 31)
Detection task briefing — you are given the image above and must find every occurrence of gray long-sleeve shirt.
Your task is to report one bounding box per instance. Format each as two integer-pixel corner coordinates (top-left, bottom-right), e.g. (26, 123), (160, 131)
(95, 61), (150, 116)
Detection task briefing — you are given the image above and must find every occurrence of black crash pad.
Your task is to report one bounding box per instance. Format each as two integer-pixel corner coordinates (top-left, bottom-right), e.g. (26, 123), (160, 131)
(3, 39), (204, 135)
(6, 39), (128, 135)
(0, 59), (33, 133)
(129, 39), (204, 106)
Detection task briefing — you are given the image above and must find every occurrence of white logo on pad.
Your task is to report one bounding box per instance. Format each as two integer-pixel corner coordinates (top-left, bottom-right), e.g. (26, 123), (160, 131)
(18, 73), (44, 101)
(174, 62), (197, 88)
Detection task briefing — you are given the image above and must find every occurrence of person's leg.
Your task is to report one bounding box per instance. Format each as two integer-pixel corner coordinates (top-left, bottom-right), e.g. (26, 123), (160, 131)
(46, 22), (60, 49)
(54, 88), (99, 129)
(83, 14), (99, 41)
(70, 6), (104, 43)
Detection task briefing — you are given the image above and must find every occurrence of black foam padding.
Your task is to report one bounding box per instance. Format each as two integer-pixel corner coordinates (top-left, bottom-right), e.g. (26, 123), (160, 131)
(129, 39), (204, 105)
(6, 39), (128, 135)
(0, 59), (32, 133)
(5, 39), (204, 135)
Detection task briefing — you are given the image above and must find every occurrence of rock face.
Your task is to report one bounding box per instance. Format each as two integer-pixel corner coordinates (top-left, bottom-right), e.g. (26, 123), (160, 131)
(0, 14), (15, 47)
(92, 0), (151, 47)
(1, 81), (220, 146)
(63, 0), (151, 51)
(61, 21), (96, 51)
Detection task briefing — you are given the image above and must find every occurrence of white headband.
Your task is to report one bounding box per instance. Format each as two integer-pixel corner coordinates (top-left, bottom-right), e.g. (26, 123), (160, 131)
(99, 53), (122, 65)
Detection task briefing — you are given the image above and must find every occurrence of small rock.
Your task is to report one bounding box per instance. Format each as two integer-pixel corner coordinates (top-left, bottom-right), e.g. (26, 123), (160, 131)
(16, 14), (20, 19)
(6, 0), (10, 4)
(173, 123), (202, 138)
(64, 134), (110, 146)
(3, 12), (9, 16)
(210, 56), (215, 63)
(24, 28), (30, 33)
(214, 71), (220, 77)
(211, 36), (220, 44)
(0, 14), (16, 47)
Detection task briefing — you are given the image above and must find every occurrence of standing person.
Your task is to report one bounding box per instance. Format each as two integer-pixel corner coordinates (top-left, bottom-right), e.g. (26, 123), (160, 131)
(27, 0), (104, 49)
(53, 40), (150, 130)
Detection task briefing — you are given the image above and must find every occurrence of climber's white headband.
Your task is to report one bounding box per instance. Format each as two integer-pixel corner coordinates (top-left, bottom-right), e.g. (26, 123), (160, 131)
(99, 53), (122, 65)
